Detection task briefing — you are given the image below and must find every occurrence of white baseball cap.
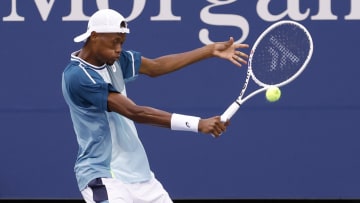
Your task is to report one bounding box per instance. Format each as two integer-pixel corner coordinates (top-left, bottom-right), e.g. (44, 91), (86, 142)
(74, 9), (130, 43)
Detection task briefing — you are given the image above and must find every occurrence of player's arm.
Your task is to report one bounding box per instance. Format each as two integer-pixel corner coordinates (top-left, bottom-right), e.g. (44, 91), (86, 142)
(107, 92), (227, 137)
(139, 37), (249, 77)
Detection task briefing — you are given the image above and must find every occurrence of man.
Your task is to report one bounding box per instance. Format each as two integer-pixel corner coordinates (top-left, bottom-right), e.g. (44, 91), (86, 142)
(62, 9), (249, 203)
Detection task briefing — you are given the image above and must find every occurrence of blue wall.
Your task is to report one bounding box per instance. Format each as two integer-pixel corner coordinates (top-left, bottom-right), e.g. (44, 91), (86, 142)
(1, 0), (359, 200)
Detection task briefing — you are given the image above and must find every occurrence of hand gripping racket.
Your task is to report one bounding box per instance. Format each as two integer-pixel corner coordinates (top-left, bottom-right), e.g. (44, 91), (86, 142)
(220, 20), (313, 122)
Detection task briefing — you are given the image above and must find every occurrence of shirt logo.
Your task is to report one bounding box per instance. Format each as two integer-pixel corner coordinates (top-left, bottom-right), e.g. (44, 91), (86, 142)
(111, 65), (117, 72)
(185, 122), (190, 128)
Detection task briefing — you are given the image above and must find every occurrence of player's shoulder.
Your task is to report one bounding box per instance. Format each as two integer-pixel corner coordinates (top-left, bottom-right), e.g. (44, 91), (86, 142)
(121, 50), (141, 60)
(63, 61), (100, 85)
(64, 60), (85, 76)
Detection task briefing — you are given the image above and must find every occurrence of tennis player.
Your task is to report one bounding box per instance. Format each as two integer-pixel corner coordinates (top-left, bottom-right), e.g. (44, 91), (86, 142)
(62, 9), (249, 203)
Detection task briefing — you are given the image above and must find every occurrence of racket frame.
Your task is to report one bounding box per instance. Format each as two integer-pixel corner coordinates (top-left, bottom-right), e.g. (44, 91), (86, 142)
(220, 20), (314, 122)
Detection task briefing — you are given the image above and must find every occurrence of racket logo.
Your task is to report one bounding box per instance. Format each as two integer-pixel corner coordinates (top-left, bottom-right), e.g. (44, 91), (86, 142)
(268, 36), (300, 70)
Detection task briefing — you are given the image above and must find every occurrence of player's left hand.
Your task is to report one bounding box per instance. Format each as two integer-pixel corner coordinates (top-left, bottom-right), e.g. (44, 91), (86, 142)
(213, 37), (249, 67)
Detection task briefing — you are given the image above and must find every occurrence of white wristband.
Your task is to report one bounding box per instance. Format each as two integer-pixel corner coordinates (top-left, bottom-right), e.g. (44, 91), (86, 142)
(171, 113), (201, 133)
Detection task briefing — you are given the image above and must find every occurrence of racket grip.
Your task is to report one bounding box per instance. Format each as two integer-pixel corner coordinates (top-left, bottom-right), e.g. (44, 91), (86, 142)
(220, 102), (240, 122)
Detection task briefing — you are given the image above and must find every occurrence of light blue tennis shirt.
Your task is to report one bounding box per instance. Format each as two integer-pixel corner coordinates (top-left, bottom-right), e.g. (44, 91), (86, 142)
(62, 50), (152, 191)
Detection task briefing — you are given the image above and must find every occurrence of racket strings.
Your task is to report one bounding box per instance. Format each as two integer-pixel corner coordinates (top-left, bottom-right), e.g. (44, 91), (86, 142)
(251, 23), (312, 85)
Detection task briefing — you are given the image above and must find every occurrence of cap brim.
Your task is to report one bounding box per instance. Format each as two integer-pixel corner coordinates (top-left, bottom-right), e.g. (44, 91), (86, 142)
(73, 32), (91, 43)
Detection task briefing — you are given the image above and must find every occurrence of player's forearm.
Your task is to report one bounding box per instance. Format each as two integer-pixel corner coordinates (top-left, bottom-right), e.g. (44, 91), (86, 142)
(141, 44), (215, 77)
(129, 106), (172, 128)
(108, 92), (170, 128)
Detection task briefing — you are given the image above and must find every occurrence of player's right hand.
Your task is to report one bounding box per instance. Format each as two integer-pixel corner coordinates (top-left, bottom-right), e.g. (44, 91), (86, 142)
(198, 116), (229, 138)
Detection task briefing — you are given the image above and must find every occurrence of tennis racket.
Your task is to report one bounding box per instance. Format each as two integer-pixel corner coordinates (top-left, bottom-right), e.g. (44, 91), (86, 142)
(220, 20), (313, 122)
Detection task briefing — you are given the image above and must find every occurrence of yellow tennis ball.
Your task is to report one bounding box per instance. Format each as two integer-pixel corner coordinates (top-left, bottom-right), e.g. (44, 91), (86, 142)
(266, 86), (281, 102)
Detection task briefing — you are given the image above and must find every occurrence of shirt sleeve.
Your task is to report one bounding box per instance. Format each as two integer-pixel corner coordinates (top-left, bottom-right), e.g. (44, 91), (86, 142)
(119, 50), (142, 82)
(67, 67), (118, 112)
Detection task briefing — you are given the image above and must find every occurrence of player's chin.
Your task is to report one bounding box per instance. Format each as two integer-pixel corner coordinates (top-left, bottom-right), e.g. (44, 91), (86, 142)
(106, 57), (120, 65)
(106, 60), (116, 66)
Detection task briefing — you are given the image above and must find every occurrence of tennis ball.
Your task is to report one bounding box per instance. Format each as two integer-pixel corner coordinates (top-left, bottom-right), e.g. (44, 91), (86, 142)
(266, 86), (281, 102)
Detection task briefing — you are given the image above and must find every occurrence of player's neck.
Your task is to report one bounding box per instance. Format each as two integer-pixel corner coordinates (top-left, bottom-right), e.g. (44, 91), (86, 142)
(77, 49), (103, 67)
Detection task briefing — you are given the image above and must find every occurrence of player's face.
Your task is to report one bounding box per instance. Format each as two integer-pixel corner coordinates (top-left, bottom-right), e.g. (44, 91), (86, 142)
(93, 33), (126, 65)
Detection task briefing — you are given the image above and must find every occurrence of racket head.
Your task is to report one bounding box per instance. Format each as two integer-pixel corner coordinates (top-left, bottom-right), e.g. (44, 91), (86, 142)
(248, 20), (314, 88)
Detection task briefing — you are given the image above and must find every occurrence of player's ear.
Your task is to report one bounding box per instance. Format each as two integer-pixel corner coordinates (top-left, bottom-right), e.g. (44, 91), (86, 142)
(89, 31), (99, 42)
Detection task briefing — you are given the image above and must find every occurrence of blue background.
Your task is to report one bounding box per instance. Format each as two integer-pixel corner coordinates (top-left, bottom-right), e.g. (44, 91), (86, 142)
(0, 0), (359, 200)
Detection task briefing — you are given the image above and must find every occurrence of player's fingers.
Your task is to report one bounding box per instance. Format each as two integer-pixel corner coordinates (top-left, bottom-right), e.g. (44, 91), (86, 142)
(231, 57), (245, 67)
(209, 125), (222, 138)
(234, 43), (249, 49)
(219, 123), (227, 134)
(211, 133), (220, 138)
(214, 123), (226, 136)
(233, 54), (248, 64)
(236, 51), (249, 59)
(228, 36), (234, 44)
(224, 120), (230, 127)
(232, 54), (242, 61)
(207, 116), (227, 138)
(211, 131), (222, 138)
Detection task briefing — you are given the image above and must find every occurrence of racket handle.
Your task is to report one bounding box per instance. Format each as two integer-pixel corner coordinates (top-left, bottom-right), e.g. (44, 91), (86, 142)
(220, 102), (240, 122)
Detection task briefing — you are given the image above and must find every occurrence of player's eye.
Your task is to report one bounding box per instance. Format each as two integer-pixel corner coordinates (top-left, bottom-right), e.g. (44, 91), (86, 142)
(112, 39), (120, 46)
